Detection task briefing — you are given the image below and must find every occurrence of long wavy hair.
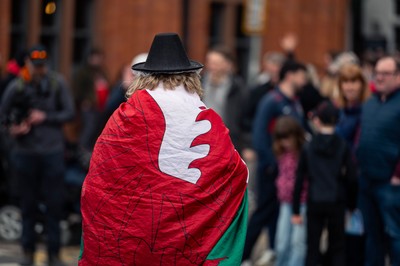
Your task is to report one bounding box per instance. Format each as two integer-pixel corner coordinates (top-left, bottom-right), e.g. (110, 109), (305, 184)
(126, 72), (203, 98)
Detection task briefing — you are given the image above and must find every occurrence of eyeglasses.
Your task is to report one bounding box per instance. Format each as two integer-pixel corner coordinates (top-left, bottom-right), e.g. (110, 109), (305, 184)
(30, 50), (47, 60)
(373, 71), (398, 78)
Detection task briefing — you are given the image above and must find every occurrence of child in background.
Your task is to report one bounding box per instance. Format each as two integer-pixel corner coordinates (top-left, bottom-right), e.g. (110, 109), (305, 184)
(292, 101), (357, 266)
(273, 116), (307, 266)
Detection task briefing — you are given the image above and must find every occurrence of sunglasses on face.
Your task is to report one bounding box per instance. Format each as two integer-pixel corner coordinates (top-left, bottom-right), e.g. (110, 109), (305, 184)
(30, 50), (47, 60)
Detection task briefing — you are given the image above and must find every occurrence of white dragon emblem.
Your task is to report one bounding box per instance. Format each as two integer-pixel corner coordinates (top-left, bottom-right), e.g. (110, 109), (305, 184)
(147, 85), (212, 184)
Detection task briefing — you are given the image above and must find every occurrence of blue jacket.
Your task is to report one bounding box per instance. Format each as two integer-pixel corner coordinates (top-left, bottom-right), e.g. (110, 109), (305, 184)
(357, 89), (400, 181)
(336, 106), (362, 150)
(252, 88), (303, 173)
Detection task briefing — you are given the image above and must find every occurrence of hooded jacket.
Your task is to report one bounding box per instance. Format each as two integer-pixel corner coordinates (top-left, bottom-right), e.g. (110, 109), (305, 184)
(293, 133), (357, 214)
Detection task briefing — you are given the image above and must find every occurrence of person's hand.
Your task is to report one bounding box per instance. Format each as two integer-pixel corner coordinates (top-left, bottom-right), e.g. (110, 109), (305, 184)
(291, 215), (303, 225)
(281, 33), (298, 52)
(242, 148), (257, 162)
(390, 176), (400, 186)
(28, 109), (46, 125)
(9, 121), (31, 136)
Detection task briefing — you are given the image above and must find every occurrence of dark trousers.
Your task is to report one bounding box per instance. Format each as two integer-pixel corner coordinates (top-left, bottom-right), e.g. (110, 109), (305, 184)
(306, 203), (345, 266)
(345, 234), (365, 266)
(359, 180), (400, 266)
(11, 151), (65, 256)
(242, 164), (279, 261)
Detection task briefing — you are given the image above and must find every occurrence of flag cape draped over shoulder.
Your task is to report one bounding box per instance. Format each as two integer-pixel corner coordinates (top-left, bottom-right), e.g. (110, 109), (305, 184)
(79, 85), (248, 265)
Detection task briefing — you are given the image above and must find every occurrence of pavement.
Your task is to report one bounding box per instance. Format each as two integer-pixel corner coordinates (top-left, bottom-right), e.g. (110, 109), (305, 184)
(0, 242), (80, 266)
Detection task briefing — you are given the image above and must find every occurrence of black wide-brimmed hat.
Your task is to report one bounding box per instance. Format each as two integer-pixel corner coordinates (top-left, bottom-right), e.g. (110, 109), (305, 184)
(132, 33), (203, 74)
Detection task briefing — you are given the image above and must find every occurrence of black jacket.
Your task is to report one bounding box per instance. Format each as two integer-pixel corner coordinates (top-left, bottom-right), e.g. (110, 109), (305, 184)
(241, 80), (275, 133)
(201, 75), (245, 152)
(293, 133), (357, 214)
(0, 72), (75, 154)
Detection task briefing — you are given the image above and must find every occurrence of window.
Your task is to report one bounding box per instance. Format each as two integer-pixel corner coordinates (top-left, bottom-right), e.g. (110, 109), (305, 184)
(396, 0), (400, 16)
(40, 0), (61, 70)
(235, 4), (250, 82)
(10, 0), (28, 59)
(209, 2), (225, 47)
(72, 0), (93, 69)
(208, 2), (251, 82)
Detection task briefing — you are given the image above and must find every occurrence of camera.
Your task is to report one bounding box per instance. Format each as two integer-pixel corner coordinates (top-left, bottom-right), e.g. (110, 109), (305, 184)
(2, 89), (32, 126)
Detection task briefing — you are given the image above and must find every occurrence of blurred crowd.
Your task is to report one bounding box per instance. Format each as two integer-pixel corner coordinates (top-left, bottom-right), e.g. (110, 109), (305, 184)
(0, 32), (399, 266)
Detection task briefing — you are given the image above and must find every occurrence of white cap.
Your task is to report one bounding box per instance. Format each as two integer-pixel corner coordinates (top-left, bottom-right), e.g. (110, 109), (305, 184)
(131, 53), (148, 67)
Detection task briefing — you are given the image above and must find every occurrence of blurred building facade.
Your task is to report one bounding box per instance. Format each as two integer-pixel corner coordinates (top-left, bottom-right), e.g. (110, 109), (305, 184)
(362, 0), (399, 54)
(0, 0), (350, 84)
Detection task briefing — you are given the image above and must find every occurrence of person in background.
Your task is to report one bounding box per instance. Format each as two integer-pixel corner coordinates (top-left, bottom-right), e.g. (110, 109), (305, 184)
(320, 52), (359, 101)
(202, 46), (245, 152)
(103, 53), (148, 119)
(336, 63), (371, 150)
(357, 56), (400, 266)
(292, 101), (357, 266)
(0, 51), (28, 100)
(241, 33), (301, 163)
(0, 50), (29, 205)
(273, 116), (307, 266)
(79, 33), (248, 265)
(0, 45), (74, 266)
(241, 61), (307, 266)
(298, 64), (325, 117)
(297, 64), (326, 134)
(72, 48), (109, 151)
(242, 52), (286, 131)
(335, 63), (371, 266)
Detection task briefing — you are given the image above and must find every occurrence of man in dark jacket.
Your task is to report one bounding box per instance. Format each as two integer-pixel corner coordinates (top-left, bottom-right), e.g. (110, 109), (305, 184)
(241, 52), (286, 134)
(357, 56), (400, 266)
(0, 45), (74, 266)
(241, 61), (307, 264)
(202, 46), (245, 152)
(72, 48), (109, 151)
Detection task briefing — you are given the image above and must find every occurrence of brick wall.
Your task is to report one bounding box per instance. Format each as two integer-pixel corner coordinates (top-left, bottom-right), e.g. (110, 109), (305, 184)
(0, 0), (349, 81)
(0, 0), (11, 68)
(262, 0), (349, 73)
(92, 0), (183, 83)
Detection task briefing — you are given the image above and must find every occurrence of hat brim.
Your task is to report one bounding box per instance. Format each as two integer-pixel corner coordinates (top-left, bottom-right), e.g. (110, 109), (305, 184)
(131, 60), (203, 73)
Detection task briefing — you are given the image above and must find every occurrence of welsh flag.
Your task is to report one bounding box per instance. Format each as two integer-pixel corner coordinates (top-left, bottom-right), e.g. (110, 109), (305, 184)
(79, 85), (248, 265)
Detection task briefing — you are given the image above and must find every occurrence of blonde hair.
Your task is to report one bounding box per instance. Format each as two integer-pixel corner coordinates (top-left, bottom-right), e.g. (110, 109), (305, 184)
(336, 64), (370, 108)
(126, 72), (203, 98)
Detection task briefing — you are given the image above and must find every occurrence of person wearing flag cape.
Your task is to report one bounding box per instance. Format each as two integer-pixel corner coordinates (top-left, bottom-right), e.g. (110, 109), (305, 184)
(79, 33), (249, 265)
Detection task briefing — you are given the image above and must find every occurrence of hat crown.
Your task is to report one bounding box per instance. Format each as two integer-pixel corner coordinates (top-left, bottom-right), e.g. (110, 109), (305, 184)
(145, 33), (191, 71)
(132, 33), (202, 73)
